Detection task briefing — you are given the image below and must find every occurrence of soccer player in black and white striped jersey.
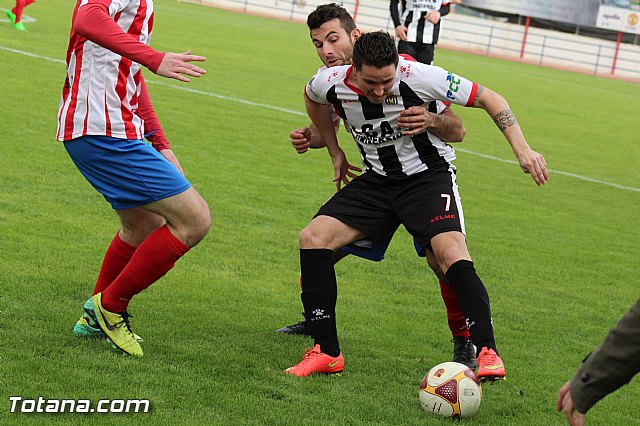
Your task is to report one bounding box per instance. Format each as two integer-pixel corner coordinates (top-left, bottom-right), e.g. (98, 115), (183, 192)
(281, 3), (477, 372)
(390, 0), (451, 65)
(285, 31), (547, 380)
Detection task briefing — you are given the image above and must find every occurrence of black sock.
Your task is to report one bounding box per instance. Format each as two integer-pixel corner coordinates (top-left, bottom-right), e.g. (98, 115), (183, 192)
(445, 260), (497, 354)
(300, 248), (340, 357)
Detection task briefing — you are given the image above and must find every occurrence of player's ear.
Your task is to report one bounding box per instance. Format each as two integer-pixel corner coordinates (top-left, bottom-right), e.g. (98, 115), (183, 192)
(351, 28), (361, 44)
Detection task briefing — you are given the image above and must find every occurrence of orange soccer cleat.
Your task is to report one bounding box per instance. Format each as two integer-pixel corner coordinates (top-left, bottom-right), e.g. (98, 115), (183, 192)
(285, 344), (344, 377)
(476, 347), (506, 382)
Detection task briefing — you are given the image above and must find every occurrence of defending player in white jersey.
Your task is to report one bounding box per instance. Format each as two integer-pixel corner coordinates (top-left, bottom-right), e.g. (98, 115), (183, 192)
(285, 30), (547, 380)
(58, 0), (211, 357)
(280, 3), (477, 370)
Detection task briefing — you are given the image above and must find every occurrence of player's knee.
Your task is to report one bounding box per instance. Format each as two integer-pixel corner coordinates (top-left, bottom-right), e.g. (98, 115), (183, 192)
(121, 214), (164, 246)
(299, 224), (330, 249)
(170, 197), (211, 247)
(427, 257), (448, 281)
(437, 250), (469, 275)
(187, 200), (211, 245)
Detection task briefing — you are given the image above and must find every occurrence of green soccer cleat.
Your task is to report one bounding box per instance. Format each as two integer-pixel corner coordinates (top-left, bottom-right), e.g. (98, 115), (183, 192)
(6, 10), (16, 25)
(83, 293), (143, 357)
(74, 315), (104, 337)
(74, 313), (144, 342)
(14, 21), (26, 31)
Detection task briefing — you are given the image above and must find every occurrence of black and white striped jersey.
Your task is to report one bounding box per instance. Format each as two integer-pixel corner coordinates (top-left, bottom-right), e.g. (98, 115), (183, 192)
(390, 0), (451, 45)
(305, 57), (478, 178)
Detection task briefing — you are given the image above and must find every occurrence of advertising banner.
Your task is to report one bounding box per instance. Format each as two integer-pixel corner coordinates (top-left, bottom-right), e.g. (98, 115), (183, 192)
(459, 0), (600, 26)
(596, 4), (640, 34)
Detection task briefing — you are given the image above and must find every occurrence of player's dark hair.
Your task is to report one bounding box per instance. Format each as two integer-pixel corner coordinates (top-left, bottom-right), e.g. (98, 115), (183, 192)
(352, 31), (398, 71)
(307, 3), (356, 34)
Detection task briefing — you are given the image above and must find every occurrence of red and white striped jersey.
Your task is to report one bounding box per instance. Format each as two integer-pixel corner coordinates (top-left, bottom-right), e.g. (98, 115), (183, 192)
(305, 57), (478, 177)
(56, 0), (162, 142)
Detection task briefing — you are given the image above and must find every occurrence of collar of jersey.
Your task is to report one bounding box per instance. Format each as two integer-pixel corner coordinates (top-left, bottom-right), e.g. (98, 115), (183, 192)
(344, 66), (364, 95)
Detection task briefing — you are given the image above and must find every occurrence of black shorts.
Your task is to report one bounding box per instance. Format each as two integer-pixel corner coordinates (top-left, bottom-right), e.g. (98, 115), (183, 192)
(316, 167), (465, 251)
(398, 41), (435, 65)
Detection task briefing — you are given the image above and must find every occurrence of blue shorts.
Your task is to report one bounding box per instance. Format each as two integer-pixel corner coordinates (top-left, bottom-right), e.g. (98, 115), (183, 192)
(341, 232), (427, 261)
(64, 136), (192, 210)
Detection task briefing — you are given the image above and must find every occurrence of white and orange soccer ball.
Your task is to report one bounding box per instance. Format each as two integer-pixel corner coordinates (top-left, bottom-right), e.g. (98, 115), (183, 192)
(419, 361), (482, 418)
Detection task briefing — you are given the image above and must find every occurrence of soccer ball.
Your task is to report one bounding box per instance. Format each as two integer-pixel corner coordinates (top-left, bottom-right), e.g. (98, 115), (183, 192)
(419, 361), (482, 418)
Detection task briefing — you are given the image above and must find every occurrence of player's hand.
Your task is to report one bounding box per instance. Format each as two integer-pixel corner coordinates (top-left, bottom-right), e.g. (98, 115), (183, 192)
(556, 381), (585, 426)
(395, 25), (408, 42)
(156, 51), (206, 83)
(290, 127), (312, 154)
(331, 148), (362, 191)
(426, 11), (441, 24)
(159, 148), (184, 175)
(398, 106), (436, 136)
(516, 148), (548, 186)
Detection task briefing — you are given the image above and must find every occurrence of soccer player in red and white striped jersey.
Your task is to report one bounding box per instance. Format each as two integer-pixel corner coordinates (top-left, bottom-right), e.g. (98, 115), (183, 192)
(59, 0), (211, 357)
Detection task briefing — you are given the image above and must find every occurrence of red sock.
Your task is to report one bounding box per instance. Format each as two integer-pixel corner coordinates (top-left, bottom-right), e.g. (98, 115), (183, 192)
(439, 279), (470, 338)
(12, 0), (35, 23)
(101, 225), (189, 313)
(93, 232), (137, 295)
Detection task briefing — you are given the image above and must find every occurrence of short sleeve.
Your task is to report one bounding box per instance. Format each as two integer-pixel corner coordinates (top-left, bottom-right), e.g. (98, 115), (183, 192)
(305, 74), (328, 104)
(406, 62), (478, 108)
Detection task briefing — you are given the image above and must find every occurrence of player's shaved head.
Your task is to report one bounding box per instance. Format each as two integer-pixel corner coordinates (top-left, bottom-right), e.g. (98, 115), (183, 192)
(307, 3), (356, 34)
(352, 31), (398, 71)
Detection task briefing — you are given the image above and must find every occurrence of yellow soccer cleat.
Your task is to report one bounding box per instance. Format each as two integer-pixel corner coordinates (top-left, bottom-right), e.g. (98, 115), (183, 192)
(74, 313), (143, 342)
(83, 293), (143, 357)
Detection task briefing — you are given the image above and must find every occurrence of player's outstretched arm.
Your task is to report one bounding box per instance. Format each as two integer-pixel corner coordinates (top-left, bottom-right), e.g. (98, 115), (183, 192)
(471, 87), (548, 186)
(74, 3), (205, 82)
(398, 104), (466, 141)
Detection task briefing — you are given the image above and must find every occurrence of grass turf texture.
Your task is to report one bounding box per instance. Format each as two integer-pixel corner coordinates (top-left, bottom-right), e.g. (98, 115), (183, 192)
(1, 1), (639, 424)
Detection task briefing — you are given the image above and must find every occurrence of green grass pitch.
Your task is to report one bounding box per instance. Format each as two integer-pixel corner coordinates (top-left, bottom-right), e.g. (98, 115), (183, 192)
(0, 0), (638, 424)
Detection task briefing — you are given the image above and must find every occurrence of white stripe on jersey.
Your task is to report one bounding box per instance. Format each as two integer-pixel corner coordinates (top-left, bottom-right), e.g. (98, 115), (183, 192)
(306, 57), (477, 178)
(56, 0), (154, 142)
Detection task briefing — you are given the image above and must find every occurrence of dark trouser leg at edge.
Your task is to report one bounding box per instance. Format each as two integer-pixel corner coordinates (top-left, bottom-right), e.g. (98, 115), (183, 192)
(445, 259), (497, 354)
(300, 248), (340, 357)
(439, 279), (471, 338)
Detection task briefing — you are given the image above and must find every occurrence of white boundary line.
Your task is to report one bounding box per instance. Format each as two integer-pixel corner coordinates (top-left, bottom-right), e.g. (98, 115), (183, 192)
(2, 44), (638, 193)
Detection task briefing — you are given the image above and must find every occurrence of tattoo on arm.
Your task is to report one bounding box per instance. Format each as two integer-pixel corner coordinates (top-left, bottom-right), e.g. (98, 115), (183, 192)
(492, 109), (517, 132)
